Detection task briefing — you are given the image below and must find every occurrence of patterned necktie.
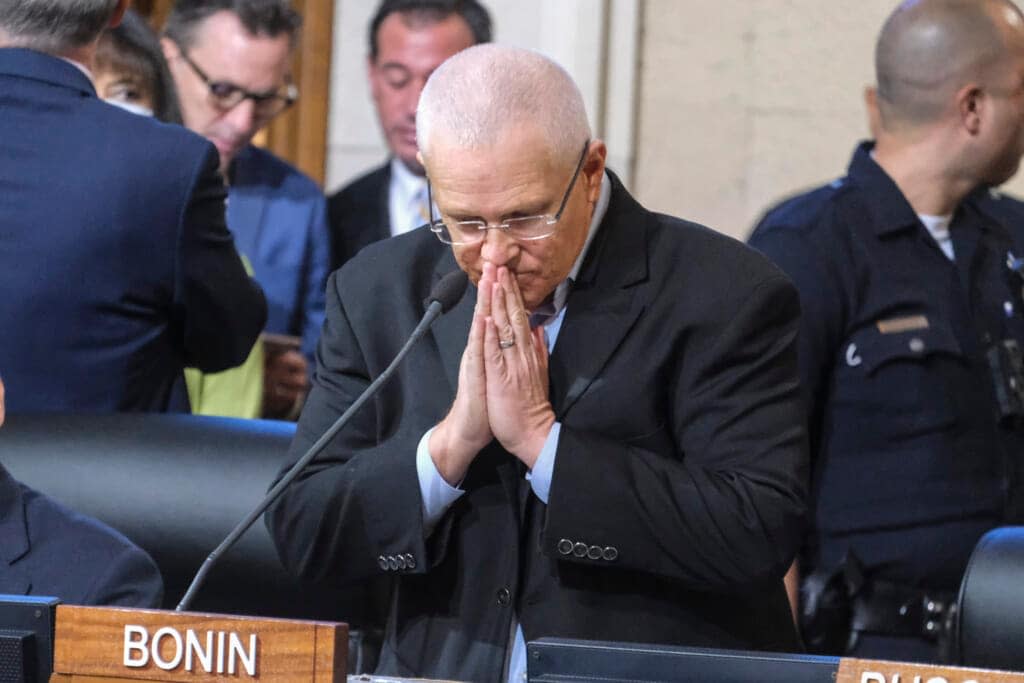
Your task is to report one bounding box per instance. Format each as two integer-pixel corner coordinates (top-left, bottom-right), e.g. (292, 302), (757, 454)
(529, 297), (558, 330)
(415, 187), (430, 226)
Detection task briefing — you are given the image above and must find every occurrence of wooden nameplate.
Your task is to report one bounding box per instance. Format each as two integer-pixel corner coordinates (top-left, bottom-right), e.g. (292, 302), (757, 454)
(49, 604), (346, 682)
(838, 657), (1024, 683)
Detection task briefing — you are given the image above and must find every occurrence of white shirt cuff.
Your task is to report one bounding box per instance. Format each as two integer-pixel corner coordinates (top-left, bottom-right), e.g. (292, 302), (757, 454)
(525, 421), (560, 504)
(416, 427), (465, 536)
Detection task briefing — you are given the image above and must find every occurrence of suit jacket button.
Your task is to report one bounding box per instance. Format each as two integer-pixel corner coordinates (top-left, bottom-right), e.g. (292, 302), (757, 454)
(496, 587), (512, 606)
(378, 555), (389, 571)
(572, 542), (588, 558)
(557, 539), (573, 555)
(602, 546), (619, 562)
(387, 555), (399, 571)
(587, 545), (602, 560)
(405, 553), (416, 569)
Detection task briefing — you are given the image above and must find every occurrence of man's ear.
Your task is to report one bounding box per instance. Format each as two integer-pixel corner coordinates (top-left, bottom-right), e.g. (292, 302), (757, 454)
(864, 85), (882, 138)
(583, 139), (608, 202)
(108, 0), (129, 29)
(366, 56), (381, 100)
(957, 84), (984, 135)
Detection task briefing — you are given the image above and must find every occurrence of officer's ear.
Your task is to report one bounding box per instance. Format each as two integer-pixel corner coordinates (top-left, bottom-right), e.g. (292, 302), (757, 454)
(957, 84), (985, 136)
(864, 86), (882, 139)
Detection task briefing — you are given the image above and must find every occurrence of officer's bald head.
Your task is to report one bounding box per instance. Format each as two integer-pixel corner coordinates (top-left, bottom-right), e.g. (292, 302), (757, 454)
(875, 0), (1024, 130)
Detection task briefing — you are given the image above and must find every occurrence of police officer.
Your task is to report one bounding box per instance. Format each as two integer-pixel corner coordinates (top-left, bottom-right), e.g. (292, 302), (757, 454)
(750, 0), (1024, 664)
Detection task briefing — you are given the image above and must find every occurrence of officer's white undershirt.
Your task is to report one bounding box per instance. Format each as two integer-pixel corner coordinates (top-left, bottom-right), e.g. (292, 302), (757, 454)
(919, 213), (955, 261)
(414, 172), (611, 683)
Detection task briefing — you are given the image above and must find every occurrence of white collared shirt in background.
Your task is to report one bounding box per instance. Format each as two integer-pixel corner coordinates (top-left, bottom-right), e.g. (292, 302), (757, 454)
(388, 158), (430, 237)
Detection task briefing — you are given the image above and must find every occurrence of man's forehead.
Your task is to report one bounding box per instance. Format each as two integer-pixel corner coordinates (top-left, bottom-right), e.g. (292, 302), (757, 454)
(375, 12), (474, 65)
(429, 153), (564, 219)
(190, 12), (291, 73)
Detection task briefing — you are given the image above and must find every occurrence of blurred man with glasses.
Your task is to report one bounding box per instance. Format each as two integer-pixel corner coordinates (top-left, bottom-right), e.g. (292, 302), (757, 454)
(268, 44), (808, 682)
(164, 0), (330, 418)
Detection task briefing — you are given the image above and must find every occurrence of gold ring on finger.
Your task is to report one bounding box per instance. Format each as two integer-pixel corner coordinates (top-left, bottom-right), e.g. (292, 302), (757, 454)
(499, 338), (515, 349)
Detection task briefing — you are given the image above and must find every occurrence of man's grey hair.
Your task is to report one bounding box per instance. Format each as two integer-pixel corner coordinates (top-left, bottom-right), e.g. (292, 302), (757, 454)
(0, 0), (119, 52)
(417, 44), (592, 169)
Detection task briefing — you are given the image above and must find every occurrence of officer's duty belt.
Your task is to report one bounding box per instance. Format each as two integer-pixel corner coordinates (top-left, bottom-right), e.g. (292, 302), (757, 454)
(850, 580), (955, 641)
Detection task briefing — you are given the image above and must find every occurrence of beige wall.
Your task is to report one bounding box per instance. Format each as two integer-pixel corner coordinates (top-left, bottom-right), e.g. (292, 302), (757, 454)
(634, 1), (1024, 240)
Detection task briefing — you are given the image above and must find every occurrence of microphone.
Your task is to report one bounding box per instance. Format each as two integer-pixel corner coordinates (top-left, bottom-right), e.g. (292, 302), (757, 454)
(176, 269), (469, 611)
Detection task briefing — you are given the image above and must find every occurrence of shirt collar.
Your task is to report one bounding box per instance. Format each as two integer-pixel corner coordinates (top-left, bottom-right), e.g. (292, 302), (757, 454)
(847, 141), (932, 238)
(390, 157), (427, 207)
(60, 56), (92, 81)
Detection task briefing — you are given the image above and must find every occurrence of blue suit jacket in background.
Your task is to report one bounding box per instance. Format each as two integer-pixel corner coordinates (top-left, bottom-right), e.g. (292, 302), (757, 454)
(0, 48), (266, 413)
(229, 145), (329, 363)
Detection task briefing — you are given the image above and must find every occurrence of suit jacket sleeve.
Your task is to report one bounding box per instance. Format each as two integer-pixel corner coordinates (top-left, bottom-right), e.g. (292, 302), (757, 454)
(266, 268), (429, 584)
(544, 274), (809, 592)
(176, 145), (267, 372)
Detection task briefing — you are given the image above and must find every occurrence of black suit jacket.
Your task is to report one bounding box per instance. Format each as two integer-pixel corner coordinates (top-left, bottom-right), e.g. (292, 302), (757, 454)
(327, 162), (392, 271)
(269, 174), (808, 681)
(0, 48), (266, 413)
(0, 464), (163, 607)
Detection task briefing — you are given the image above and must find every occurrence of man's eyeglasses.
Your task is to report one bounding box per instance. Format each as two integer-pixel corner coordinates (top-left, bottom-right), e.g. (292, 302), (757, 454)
(174, 46), (298, 120)
(427, 140), (591, 245)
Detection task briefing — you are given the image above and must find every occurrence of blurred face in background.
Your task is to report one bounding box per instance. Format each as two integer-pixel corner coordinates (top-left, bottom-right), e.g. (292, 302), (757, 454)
(163, 10), (293, 171)
(94, 66), (156, 115)
(369, 11), (475, 175)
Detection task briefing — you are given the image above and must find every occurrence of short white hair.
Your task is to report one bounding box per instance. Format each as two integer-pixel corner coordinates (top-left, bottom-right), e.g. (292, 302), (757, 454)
(417, 43), (592, 169)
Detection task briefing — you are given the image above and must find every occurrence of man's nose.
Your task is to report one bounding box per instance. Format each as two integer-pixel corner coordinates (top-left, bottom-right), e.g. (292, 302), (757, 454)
(224, 98), (259, 137)
(479, 229), (518, 266)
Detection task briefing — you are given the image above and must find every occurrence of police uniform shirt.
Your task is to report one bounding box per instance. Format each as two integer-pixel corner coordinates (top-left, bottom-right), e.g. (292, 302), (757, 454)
(749, 142), (1024, 590)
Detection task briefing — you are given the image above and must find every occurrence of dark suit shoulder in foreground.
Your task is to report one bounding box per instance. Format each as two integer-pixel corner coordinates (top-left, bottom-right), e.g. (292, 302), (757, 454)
(0, 464), (162, 607)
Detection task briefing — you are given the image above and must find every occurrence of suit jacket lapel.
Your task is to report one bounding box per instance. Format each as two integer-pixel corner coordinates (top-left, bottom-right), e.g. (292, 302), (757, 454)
(0, 465), (32, 594)
(549, 174), (650, 417)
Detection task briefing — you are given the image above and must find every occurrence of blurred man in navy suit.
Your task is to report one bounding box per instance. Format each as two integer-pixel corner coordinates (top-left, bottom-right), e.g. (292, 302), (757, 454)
(0, 376), (163, 606)
(0, 0), (266, 414)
